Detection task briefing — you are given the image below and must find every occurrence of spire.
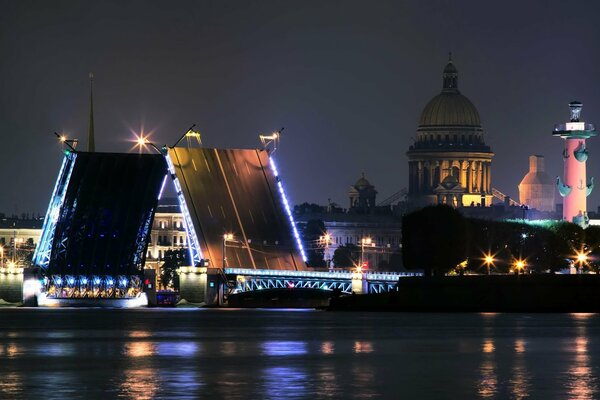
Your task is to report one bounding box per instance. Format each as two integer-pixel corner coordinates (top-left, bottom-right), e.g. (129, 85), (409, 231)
(442, 53), (458, 92)
(87, 72), (95, 152)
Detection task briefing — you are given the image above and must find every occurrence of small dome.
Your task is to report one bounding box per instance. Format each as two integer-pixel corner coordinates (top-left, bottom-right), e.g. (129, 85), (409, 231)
(419, 92), (481, 127)
(441, 175), (459, 189)
(355, 173), (371, 188)
(443, 61), (457, 74)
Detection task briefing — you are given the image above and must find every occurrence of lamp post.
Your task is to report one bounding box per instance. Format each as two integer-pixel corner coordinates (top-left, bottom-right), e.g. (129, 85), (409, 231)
(575, 250), (588, 274)
(223, 233), (234, 269)
(135, 135), (163, 154)
(320, 233), (332, 270)
(514, 259), (526, 275)
(360, 237), (373, 270)
(483, 253), (495, 275)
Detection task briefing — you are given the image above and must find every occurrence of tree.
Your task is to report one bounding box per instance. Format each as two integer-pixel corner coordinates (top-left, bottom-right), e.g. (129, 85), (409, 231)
(160, 249), (188, 290)
(302, 219), (327, 268)
(332, 244), (359, 268)
(402, 205), (467, 276)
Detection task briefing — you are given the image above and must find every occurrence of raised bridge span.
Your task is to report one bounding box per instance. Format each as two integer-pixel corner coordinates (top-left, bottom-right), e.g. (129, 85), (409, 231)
(19, 142), (416, 307)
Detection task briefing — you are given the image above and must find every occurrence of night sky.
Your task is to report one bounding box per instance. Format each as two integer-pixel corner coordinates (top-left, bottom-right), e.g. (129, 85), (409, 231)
(2, 0), (600, 215)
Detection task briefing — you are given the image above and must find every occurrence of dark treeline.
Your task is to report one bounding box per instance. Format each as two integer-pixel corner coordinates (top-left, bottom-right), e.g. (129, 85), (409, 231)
(402, 205), (600, 276)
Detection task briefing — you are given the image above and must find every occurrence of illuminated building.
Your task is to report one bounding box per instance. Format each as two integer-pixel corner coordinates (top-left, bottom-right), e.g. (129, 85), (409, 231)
(407, 55), (494, 207)
(295, 174), (404, 271)
(553, 102), (597, 226)
(518, 155), (555, 212)
(144, 199), (187, 280)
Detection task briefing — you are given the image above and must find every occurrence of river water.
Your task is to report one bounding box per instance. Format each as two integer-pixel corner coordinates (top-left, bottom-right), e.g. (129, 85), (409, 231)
(0, 309), (599, 399)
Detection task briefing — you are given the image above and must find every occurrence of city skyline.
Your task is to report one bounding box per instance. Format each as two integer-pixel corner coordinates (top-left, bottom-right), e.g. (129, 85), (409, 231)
(2, 1), (600, 213)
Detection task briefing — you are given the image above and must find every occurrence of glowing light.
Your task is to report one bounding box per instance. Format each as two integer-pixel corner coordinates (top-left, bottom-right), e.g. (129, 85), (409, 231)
(59, 135), (67, 142)
(33, 153), (77, 269)
(136, 135), (148, 146)
(482, 252), (496, 273)
(157, 174), (168, 200)
(223, 233), (234, 241)
(575, 251), (589, 264)
(165, 152), (204, 264)
(268, 157), (308, 262)
(67, 277), (75, 285)
(514, 259), (526, 272)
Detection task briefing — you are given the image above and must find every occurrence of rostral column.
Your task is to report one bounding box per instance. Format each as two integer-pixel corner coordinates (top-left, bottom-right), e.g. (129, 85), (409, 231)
(554, 101), (597, 227)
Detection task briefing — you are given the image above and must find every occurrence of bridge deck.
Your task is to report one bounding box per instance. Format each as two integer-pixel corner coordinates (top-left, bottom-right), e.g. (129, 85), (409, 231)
(168, 148), (304, 270)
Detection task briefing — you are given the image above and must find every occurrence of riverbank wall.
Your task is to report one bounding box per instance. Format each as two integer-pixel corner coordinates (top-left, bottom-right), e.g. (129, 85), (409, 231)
(329, 275), (600, 312)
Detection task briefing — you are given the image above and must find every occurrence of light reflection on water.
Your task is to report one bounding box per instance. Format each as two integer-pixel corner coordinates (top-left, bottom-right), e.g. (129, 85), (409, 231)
(0, 310), (600, 399)
(510, 338), (531, 400)
(566, 315), (598, 400)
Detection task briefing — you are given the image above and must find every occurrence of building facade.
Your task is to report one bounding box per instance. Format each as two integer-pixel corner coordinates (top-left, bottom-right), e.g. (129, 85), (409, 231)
(145, 202), (188, 274)
(407, 56), (494, 208)
(296, 174), (404, 271)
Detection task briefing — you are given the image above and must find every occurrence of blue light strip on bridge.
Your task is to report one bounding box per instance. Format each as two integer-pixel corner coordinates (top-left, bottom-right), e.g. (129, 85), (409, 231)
(224, 267), (419, 281)
(268, 157), (308, 263)
(165, 152), (203, 265)
(33, 152), (77, 269)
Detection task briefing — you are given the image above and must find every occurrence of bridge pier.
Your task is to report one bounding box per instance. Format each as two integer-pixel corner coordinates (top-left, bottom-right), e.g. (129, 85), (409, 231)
(179, 267), (226, 306)
(351, 272), (368, 294)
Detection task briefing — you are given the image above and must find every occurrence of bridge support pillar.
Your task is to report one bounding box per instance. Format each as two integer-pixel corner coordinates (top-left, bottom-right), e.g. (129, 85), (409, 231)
(179, 267), (227, 306)
(143, 269), (157, 307)
(22, 267), (42, 307)
(351, 273), (368, 294)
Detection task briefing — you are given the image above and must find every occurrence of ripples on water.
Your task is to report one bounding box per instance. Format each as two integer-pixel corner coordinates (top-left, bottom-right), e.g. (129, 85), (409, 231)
(1, 309), (600, 399)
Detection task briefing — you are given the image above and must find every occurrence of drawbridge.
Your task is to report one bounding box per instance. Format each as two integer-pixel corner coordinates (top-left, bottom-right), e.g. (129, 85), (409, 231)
(30, 136), (414, 306)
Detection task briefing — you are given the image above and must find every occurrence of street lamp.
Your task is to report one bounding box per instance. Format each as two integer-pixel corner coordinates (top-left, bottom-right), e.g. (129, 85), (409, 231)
(513, 258), (526, 275)
(223, 233), (234, 269)
(360, 237), (373, 271)
(482, 252), (495, 275)
(319, 233), (332, 270)
(134, 134), (163, 154)
(574, 250), (589, 273)
(53, 132), (78, 151)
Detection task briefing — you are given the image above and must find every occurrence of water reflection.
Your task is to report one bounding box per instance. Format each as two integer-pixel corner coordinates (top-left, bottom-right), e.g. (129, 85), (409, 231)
(353, 341), (373, 354)
(478, 334), (497, 398)
(38, 342), (75, 357)
(0, 343), (20, 358)
(351, 364), (377, 398)
(510, 339), (530, 399)
(156, 341), (199, 357)
(263, 366), (308, 399)
(321, 341), (334, 355)
(317, 366), (339, 398)
(220, 340), (238, 356)
(262, 341), (307, 356)
(0, 371), (22, 398)
(120, 368), (158, 400)
(124, 341), (155, 358)
(566, 316), (597, 400)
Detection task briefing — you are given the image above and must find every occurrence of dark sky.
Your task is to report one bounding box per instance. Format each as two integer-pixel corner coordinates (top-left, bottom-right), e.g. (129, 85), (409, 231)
(2, 0), (600, 215)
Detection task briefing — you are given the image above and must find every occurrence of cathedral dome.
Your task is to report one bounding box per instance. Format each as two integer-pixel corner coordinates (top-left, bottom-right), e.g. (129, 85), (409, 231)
(418, 56), (481, 128)
(419, 92), (481, 127)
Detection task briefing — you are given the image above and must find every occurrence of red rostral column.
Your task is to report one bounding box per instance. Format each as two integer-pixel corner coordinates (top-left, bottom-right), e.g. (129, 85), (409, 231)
(553, 101), (597, 227)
